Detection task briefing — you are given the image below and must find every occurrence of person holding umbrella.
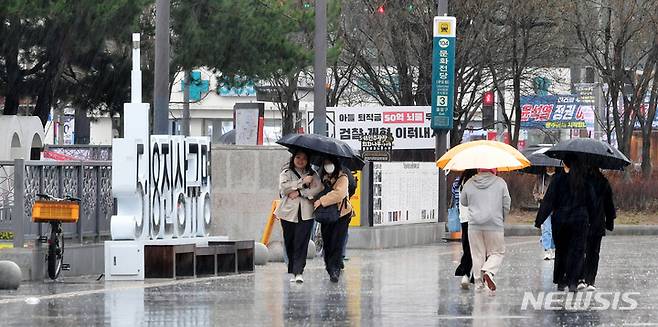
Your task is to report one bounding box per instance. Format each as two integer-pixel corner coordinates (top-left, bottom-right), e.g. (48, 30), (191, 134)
(535, 154), (596, 292)
(460, 168), (511, 292)
(541, 137), (630, 292)
(314, 157), (353, 283)
(578, 166), (616, 291)
(274, 150), (323, 283)
(522, 146), (565, 261)
(438, 140), (528, 292)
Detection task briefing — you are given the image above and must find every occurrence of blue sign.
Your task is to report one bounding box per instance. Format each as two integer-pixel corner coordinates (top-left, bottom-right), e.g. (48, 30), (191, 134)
(431, 16), (456, 130)
(181, 70), (210, 101)
(217, 75), (256, 97)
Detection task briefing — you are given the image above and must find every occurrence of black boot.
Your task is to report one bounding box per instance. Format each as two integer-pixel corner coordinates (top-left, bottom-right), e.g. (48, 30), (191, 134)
(329, 270), (340, 283)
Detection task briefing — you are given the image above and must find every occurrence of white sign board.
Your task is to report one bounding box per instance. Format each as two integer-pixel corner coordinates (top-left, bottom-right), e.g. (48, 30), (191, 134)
(372, 162), (438, 226)
(235, 107), (259, 145)
(306, 110), (336, 138)
(325, 106), (435, 150)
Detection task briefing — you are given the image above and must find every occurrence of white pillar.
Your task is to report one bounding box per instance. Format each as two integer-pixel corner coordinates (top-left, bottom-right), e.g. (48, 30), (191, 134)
(131, 33), (142, 104)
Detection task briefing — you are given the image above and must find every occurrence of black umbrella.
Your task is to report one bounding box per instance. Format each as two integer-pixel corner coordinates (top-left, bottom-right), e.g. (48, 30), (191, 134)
(544, 138), (631, 170)
(217, 129), (235, 144)
(521, 147), (563, 174)
(339, 155), (366, 171)
(277, 133), (365, 170)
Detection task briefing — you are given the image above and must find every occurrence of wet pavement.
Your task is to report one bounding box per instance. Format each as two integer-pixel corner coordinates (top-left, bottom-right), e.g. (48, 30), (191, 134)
(0, 236), (657, 326)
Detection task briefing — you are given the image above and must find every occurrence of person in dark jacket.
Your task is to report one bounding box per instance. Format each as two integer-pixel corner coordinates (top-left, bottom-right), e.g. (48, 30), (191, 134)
(578, 166), (616, 291)
(314, 157), (353, 283)
(454, 169), (477, 289)
(535, 154), (596, 292)
(533, 167), (559, 260)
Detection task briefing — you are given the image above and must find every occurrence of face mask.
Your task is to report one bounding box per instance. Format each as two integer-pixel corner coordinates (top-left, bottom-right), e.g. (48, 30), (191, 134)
(324, 163), (335, 174)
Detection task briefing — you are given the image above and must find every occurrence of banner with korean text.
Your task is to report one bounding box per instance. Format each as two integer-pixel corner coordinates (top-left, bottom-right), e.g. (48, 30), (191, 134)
(326, 106), (436, 150)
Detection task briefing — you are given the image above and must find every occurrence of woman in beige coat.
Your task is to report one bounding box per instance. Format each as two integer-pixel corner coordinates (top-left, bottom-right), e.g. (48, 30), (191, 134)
(274, 150), (322, 283)
(314, 157), (353, 283)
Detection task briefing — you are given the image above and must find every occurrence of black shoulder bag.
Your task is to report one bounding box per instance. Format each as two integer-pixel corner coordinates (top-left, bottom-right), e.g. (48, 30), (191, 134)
(314, 179), (341, 224)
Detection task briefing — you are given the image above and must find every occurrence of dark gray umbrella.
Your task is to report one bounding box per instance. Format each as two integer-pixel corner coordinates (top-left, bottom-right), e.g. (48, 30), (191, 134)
(544, 138), (631, 170)
(277, 133), (365, 170)
(217, 129), (235, 144)
(339, 155), (366, 172)
(521, 147), (563, 174)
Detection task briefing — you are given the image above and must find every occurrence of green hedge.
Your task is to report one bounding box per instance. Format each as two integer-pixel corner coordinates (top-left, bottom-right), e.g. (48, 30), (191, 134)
(0, 231), (14, 240)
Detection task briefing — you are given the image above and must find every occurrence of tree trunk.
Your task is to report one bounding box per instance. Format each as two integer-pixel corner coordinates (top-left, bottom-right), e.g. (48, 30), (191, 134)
(512, 73), (522, 148)
(34, 25), (67, 126)
(641, 61), (658, 177)
(450, 122), (465, 147)
(34, 81), (54, 126)
(2, 22), (21, 116)
(415, 43), (433, 106)
(280, 74), (300, 136)
(610, 87), (624, 147)
(640, 131), (652, 176)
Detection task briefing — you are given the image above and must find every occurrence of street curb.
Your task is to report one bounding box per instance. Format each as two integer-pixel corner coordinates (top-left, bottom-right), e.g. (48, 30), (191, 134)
(504, 224), (658, 236)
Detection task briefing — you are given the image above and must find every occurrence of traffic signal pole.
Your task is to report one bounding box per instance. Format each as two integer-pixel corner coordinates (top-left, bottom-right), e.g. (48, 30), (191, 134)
(313, 0), (327, 136)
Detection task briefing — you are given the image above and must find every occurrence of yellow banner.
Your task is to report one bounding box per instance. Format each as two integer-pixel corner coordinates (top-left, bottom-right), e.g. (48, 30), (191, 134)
(349, 171), (362, 227)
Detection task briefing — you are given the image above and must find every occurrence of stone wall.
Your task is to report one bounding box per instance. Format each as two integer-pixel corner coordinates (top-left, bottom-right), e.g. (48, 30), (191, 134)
(210, 145), (289, 242)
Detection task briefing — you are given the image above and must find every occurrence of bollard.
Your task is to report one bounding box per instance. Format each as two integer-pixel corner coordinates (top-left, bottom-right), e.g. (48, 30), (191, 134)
(0, 261), (22, 289)
(267, 241), (285, 262)
(254, 242), (269, 265)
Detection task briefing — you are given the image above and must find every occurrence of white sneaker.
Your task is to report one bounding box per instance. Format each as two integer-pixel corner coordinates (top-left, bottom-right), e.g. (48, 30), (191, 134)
(549, 249), (556, 260)
(290, 275), (297, 282)
(577, 282), (587, 291)
(586, 285), (596, 292)
(483, 271), (496, 291)
(460, 275), (470, 289)
(543, 250), (551, 260)
(295, 274), (304, 283)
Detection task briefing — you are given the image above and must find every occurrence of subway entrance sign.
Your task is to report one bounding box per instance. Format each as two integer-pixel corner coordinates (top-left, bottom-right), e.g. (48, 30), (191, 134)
(431, 16), (456, 130)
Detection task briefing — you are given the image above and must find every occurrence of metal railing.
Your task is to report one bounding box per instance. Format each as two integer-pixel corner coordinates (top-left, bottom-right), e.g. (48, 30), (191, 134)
(42, 145), (112, 161)
(0, 159), (113, 248)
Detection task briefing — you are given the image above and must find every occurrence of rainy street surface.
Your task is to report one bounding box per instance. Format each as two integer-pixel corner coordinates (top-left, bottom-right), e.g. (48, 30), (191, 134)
(1, 236), (657, 326)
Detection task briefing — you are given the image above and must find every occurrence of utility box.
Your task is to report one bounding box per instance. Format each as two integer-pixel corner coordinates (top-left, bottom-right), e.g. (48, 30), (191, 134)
(105, 241), (145, 280)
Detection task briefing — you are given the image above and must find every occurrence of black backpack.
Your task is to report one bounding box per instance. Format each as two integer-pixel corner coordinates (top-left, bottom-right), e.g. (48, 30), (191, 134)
(343, 167), (358, 198)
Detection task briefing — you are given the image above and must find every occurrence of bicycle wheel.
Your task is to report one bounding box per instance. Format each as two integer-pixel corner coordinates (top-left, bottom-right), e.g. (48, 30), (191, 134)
(47, 223), (63, 280)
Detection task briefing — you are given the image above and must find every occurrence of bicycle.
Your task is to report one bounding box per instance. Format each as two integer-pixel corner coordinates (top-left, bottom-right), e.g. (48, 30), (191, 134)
(32, 193), (80, 280)
(312, 222), (323, 257)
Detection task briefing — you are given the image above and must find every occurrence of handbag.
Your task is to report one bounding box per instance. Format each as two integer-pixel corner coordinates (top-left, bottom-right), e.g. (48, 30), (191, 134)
(314, 182), (341, 224)
(314, 203), (340, 224)
(447, 205), (461, 232)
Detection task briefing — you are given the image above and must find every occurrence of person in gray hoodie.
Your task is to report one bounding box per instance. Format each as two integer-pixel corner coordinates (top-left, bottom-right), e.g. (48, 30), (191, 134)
(460, 168), (511, 291)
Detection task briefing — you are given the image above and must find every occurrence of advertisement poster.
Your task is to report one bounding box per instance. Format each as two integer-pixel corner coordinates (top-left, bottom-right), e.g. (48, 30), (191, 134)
(348, 171), (362, 227)
(372, 162), (438, 226)
(520, 95), (595, 130)
(322, 106), (436, 151)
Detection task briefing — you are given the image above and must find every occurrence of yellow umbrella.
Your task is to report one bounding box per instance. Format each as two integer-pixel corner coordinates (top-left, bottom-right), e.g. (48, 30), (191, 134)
(436, 140), (530, 169)
(441, 144), (530, 172)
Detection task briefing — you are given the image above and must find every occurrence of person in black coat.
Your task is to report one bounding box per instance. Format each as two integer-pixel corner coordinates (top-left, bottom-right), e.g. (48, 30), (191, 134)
(578, 166), (616, 291)
(535, 154), (596, 292)
(453, 169), (477, 289)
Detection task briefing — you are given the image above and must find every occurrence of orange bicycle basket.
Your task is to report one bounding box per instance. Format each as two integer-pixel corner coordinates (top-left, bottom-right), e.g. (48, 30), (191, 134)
(32, 200), (80, 223)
